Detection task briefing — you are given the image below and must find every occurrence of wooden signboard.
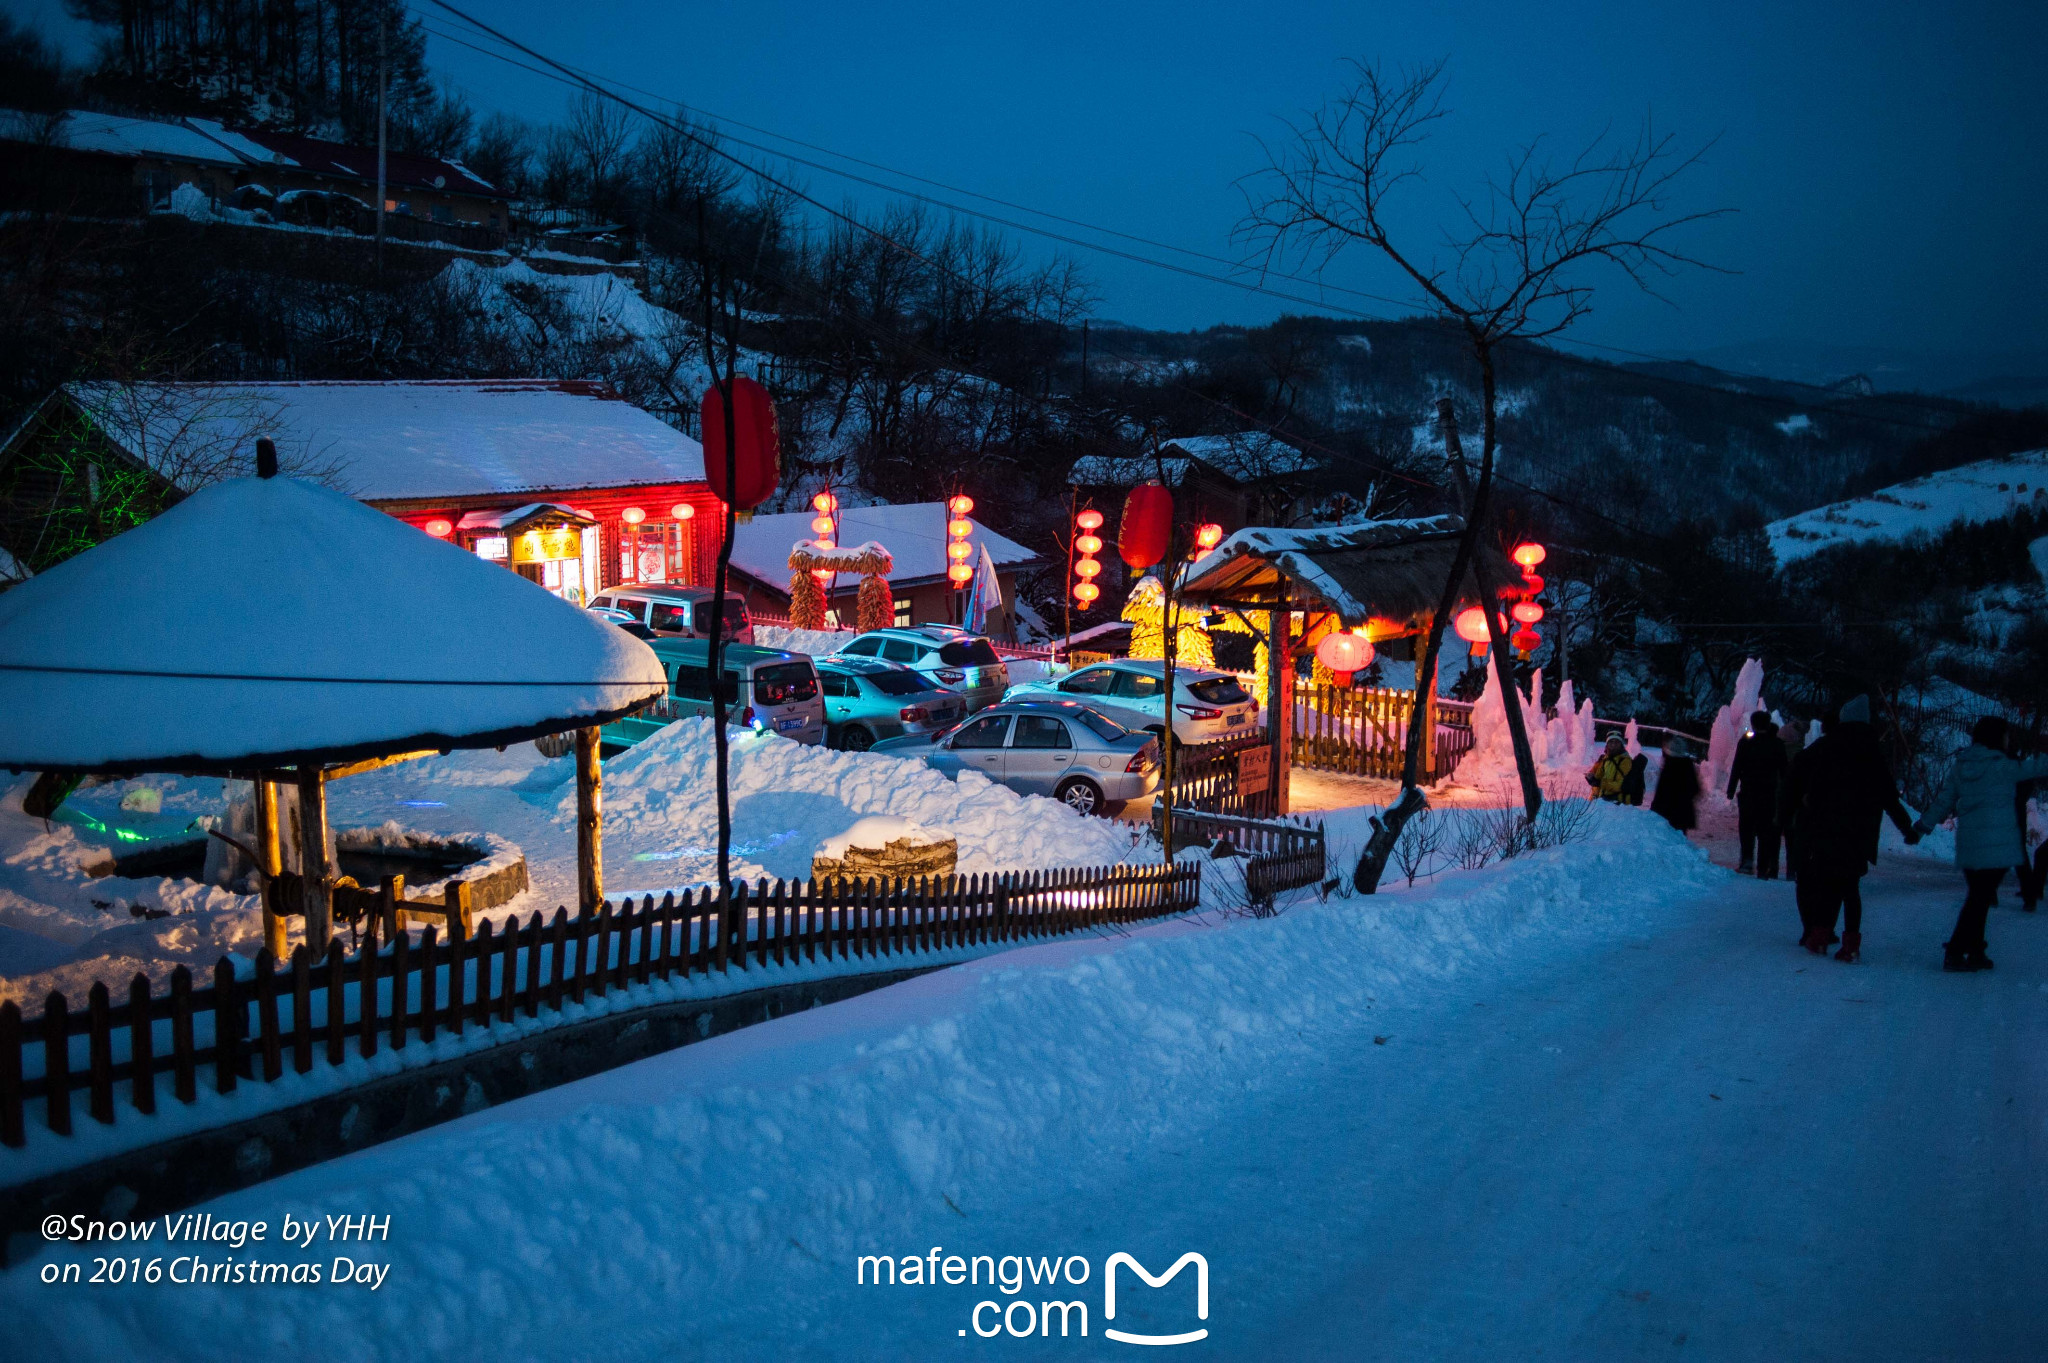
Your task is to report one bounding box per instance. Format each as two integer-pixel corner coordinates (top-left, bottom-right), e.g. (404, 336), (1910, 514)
(512, 526), (583, 564)
(1238, 745), (1272, 796)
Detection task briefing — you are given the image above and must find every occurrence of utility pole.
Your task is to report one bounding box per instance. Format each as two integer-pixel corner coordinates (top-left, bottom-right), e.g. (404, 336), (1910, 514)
(375, 3), (387, 272)
(1080, 320), (1089, 399)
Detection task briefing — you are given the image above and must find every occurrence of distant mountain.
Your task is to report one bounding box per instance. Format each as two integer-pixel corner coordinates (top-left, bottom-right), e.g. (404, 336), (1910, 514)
(1767, 447), (2048, 566)
(1669, 339), (2048, 406)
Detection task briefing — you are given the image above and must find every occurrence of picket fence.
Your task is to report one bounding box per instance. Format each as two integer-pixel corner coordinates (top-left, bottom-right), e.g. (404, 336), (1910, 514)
(1292, 685), (1476, 779)
(0, 862), (1200, 1146)
(1152, 808), (1328, 902)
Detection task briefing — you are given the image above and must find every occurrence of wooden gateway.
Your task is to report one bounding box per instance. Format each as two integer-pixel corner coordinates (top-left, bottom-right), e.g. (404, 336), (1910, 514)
(0, 447), (666, 956)
(1176, 516), (1513, 807)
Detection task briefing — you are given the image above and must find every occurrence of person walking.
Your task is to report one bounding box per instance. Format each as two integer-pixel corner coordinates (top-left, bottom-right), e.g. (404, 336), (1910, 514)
(1585, 735), (1632, 803)
(1650, 736), (1699, 834)
(1784, 695), (1916, 962)
(1727, 709), (1788, 877)
(1619, 745), (1648, 806)
(1777, 718), (1808, 881)
(1912, 716), (2048, 972)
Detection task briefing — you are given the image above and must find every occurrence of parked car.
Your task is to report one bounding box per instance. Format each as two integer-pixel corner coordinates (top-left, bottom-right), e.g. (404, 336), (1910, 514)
(590, 585), (754, 643)
(590, 607), (657, 640)
(827, 625), (1010, 712)
(815, 657), (968, 750)
(872, 699), (1159, 815)
(1005, 658), (1259, 743)
(599, 639), (824, 755)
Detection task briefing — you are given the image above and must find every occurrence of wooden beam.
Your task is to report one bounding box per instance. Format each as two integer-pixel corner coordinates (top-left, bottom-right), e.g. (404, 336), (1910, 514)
(296, 766), (333, 955)
(576, 727), (603, 914)
(320, 749), (439, 782)
(254, 778), (287, 958)
(1267, 585), (1293, 817)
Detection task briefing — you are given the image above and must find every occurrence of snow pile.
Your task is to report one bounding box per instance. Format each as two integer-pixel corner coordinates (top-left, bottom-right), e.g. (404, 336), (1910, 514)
(753, 624), (855, 657)
(0, 804), (1718, 1358)
(1451, 667), (1597, 799)
(1703, 658), (1768, 802)
(577, 718), (1138, 890)
(1767, 447), (2048, 566)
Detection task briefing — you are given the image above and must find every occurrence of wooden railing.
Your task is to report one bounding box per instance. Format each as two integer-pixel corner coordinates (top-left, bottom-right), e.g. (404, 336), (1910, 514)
(0, 862), (1200, 1146)
(1151, 808), (1328, 899)
(1292, 686), (1476, 781)
(1168, 731), (1275, 816)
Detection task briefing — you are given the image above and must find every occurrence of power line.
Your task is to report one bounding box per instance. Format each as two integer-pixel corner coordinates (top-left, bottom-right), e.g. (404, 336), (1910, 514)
(416, 8), (1977, 435)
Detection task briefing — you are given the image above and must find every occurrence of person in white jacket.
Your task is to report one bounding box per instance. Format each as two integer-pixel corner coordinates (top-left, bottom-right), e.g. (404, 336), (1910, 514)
(1914, 716), (2048, 972)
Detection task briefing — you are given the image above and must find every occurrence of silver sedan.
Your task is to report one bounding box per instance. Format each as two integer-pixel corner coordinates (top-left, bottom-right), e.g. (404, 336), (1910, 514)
(872, 699), (1160, 816)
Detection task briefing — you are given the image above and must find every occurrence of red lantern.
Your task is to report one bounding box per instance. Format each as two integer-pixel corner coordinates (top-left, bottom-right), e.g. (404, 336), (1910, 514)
(1075, 509), (1104, 531)
(1075, 558), (1102, 579)
(621, 506), (646, 526)
(1511, 542), (1546, 569)
(1520, 572), (1545, 596)
(423, 517), (454, 538)
(1075, 533), (1103, 555)
(1512, 600), (1546, 625)
(699, 376), (781, 510)
(1195, 522), (1224, 550)
(948, 562), (974, 584)
(812, 491), (838, 513)
(671, 502), (695, 521)
(1454, 607), (1493, 645)
(1316, 631), (1375, 674)
(1511, 627), (1542, 652)
(1119, 482), (1173, 569)
(948, 494), (974, 516)
(1074, 582), (1101, 603)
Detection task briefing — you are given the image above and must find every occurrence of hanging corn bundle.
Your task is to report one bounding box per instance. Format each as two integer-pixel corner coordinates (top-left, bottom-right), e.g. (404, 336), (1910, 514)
(1122, 574), (1215, 669)
(789, 540), (894, 632)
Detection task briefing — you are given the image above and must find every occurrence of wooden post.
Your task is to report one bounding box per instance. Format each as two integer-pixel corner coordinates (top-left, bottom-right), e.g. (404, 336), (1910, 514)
(254, 778), (287, 958)
(296, 766), (333, 955)
(1267, 592), (1294, 816)
(1421, 640), (1439, 782)
(575, 727), (603, 914)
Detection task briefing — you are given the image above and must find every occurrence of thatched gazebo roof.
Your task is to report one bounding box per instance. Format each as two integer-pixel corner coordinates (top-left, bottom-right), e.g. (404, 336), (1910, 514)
(1177, 515), (1514, 628)
(0, 473), (666, 776)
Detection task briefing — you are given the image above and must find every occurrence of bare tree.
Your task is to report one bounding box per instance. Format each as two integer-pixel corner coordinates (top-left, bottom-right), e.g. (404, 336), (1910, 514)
(1237, 58), (1723, 891)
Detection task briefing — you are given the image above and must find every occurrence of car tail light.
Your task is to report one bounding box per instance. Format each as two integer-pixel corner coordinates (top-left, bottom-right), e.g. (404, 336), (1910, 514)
(935, 669), (965, 684)
(899, 705), (927, 722)
(1125, 749), (1153, 772)
(1176, 704), (1223, 720)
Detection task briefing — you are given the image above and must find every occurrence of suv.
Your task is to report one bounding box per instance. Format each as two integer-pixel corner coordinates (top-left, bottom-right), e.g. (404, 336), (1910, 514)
(1005, 658), (1259, 743)
(815, 657), (968, 750)
(828, 626), (1010, 713)
(600, 639), (824, 754)
(590, 585), (753, 643)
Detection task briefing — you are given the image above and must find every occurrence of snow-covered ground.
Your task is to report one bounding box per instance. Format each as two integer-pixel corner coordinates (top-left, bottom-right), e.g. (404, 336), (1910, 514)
(0, 720), (1148, 1006)
(13, 803), (2042, 1360)
(1766, 446), (2048, 565)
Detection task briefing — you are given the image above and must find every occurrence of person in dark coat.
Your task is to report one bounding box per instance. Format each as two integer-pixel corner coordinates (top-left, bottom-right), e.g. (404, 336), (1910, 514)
(1777, 718), (1808, 881)
(1783, 695), (1917, 962)
(1727, 709), (1788, 877)
(1913, 716), (2048, 971)
(1650, 736), (1699, 833)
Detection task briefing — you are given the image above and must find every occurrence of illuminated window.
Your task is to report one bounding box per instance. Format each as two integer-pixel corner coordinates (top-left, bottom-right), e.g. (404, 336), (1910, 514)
(894, 597), (913, 627)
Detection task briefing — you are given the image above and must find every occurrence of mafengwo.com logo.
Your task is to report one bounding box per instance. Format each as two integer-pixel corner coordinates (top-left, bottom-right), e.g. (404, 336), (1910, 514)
(857, 1247), (1210, 1345)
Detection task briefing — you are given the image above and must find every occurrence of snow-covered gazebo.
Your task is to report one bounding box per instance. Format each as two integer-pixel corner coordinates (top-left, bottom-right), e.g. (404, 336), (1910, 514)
(0, 461), (666, 953)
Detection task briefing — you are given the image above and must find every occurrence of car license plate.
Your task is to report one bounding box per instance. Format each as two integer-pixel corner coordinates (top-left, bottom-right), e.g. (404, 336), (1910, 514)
(774, 716), (806, 733)
(1226, 712), (1246, 727)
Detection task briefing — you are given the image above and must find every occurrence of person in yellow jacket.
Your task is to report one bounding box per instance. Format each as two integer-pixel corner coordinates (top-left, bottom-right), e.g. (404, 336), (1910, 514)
(1585, 734), (1633, 802)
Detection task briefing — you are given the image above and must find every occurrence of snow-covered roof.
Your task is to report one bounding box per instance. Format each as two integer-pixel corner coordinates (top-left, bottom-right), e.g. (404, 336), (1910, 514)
(455, 503), (593, 532)
(1766, 448), (2048, 567)
(64, 380), (707, 502)
(0, 108), (253, 166)
(0, 475), (665, 774)
(728, 504), (1039, 590)
(1069, 432), (1317, 489)
(1180, 516), (1497, 626)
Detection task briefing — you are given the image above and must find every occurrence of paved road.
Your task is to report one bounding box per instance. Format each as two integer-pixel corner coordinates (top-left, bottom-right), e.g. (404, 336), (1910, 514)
(1161, 854), (2048, 1360)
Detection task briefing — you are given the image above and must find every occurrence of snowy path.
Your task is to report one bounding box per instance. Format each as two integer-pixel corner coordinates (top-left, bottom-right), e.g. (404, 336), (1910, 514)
(10, 815), (2045, 1361)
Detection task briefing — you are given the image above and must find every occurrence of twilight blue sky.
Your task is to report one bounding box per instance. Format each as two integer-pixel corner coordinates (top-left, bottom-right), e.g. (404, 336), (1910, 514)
(19, 0), (2048, 379)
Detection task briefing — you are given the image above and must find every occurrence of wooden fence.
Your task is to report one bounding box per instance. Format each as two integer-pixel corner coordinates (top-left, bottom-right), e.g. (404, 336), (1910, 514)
(1168, 731), (1276, 816)
(0, 862), (1199, 1146)
(1151, 808), (1327, 901)
(1292, 685), (1475, 781)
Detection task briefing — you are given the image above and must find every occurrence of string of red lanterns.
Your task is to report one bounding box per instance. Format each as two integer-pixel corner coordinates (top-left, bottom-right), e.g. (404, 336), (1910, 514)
(1508, 541), (1546, 654)
(946, 494), (975, 586)
(810, 490), (840, 583)
(1072, 507), (1104, 605)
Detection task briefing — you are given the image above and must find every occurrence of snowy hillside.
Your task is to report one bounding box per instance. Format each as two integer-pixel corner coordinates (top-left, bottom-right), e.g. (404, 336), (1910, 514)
(1767, 447), (2048, 565)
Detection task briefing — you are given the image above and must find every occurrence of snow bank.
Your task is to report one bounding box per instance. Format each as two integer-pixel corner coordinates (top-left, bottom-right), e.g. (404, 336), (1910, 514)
(753, 624), (854, 657)
(1449, 667), (1597, 799)
(579, 718), (1141, 892)
(1767, 447), (2048, 566)
(0, 805), (1716, 1359)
